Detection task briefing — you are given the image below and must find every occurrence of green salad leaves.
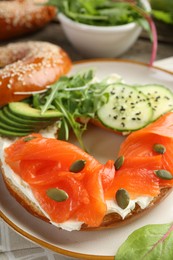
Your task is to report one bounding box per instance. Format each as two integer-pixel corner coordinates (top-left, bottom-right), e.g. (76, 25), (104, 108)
(48, 0), (149, 26)
(116, 222), (173, 260)
(50, 0), (141, 26)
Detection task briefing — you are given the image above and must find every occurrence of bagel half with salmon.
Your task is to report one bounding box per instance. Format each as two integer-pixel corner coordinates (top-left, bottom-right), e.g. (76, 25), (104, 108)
(0, 112), (173, 231)
(1, 169), (171, 231)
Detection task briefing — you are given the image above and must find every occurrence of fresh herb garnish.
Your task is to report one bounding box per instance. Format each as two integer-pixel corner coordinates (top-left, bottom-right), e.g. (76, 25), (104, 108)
(115, 222), (173, 259)
(32, 70), (110, 150)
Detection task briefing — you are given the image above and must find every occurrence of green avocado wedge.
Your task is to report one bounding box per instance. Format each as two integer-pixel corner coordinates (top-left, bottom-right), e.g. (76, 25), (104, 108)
(0, 110), (38, 130)
(0, 102), (62, 137)
(2, 107), (56, 126)
(8, 102), (62, 119)
(0, 120), (32, 133)
(0, 128), (31, 137)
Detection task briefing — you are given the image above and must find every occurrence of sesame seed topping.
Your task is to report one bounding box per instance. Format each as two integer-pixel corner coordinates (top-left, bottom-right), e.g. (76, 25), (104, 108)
(0, 41), (64, 91)
(0, 0), (53, 28)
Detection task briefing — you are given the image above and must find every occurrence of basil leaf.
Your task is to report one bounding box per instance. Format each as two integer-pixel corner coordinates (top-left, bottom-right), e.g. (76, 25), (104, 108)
(115, 223), (173, 260)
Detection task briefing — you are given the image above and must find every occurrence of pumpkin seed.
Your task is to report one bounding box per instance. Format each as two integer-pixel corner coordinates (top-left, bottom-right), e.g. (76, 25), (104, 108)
(23, 136), (36, 142)
(114, 156), (124, 170)
(46, 188), (69, 202)
(116, 188), (130, 209)
(153, 144), (166, 154)
(70, 159), (86, 173)
(154, 169), (173, 180)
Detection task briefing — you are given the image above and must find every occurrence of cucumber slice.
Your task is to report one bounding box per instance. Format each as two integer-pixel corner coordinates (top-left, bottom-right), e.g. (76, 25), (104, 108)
(97, 83), (153, 131)
(137, 85), (173, 121)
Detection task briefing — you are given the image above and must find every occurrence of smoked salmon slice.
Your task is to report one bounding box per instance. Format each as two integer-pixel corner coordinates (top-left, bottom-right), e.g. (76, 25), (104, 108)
(31, 167), (106, 226)
(109, 168), (160, 199)
(5, 134), (101, 173)
(74, 167), (107, 227)
(5, 134), (107, 227)
(104, 156), (162, 199)
(119, 112), (173, 180)
(32, 171), (90, 224)
(119, 112), (173, 157)
(126, 112), (173, 139)
(99, 160), (115, 193)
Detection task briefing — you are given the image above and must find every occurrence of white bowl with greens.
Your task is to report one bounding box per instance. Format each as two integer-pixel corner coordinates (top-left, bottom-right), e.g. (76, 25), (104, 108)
(53, 0), (152, 58)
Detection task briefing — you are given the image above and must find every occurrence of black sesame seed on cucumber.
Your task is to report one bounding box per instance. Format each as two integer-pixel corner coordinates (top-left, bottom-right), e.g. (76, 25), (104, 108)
(97, 83), (153, 132)
(137, 85), (173, 121)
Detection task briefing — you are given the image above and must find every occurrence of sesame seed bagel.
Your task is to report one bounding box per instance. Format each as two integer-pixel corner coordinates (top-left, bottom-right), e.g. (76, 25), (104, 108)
(0, 41), (72, 107)
(0, 0), (57, 41)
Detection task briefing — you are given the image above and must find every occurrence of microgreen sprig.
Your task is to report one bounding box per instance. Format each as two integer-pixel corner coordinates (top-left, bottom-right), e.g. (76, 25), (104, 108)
(33, 70), (110, 151)
(53, 98), (87, 151)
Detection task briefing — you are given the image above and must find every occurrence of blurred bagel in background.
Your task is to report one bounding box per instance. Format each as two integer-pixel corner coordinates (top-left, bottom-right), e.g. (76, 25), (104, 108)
(0, 0), (57, 41)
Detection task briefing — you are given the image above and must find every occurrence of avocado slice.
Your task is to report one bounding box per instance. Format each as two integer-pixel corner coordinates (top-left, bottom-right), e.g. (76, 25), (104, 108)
(3, 107), (47, 125)
(8, 102), (62, 119)
(0, 128), (30, 137)
(0, 110), (38, 130)
(0, 120), (32, 133)
(0, 102), (62, 138)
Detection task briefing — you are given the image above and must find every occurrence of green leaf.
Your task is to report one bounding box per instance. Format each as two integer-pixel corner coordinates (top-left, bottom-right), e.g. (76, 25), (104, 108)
(46, 0), (63, 9)
(41, 77), (68, 114)
(32, 94), (40, 109)
(115, 223), (173, 260)
(150, 0), (173, 13)
(47, 0), (151, 26)
(137, 18), (152, 39)
(152, 10), (173, 24)
(58, 118), (69, 141)
(53, 99), (87, 151)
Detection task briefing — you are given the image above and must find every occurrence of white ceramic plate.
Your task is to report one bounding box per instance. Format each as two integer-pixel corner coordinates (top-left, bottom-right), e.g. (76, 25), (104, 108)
(1, 60), (173, 260)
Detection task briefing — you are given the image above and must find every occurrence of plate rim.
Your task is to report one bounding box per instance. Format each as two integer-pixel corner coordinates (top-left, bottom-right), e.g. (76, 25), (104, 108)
(0, 58), (173, 260)
(73, 58), (173, 75)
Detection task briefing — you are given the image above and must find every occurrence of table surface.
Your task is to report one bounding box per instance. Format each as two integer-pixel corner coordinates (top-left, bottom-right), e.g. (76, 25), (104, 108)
(0, 21), (173, 260)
